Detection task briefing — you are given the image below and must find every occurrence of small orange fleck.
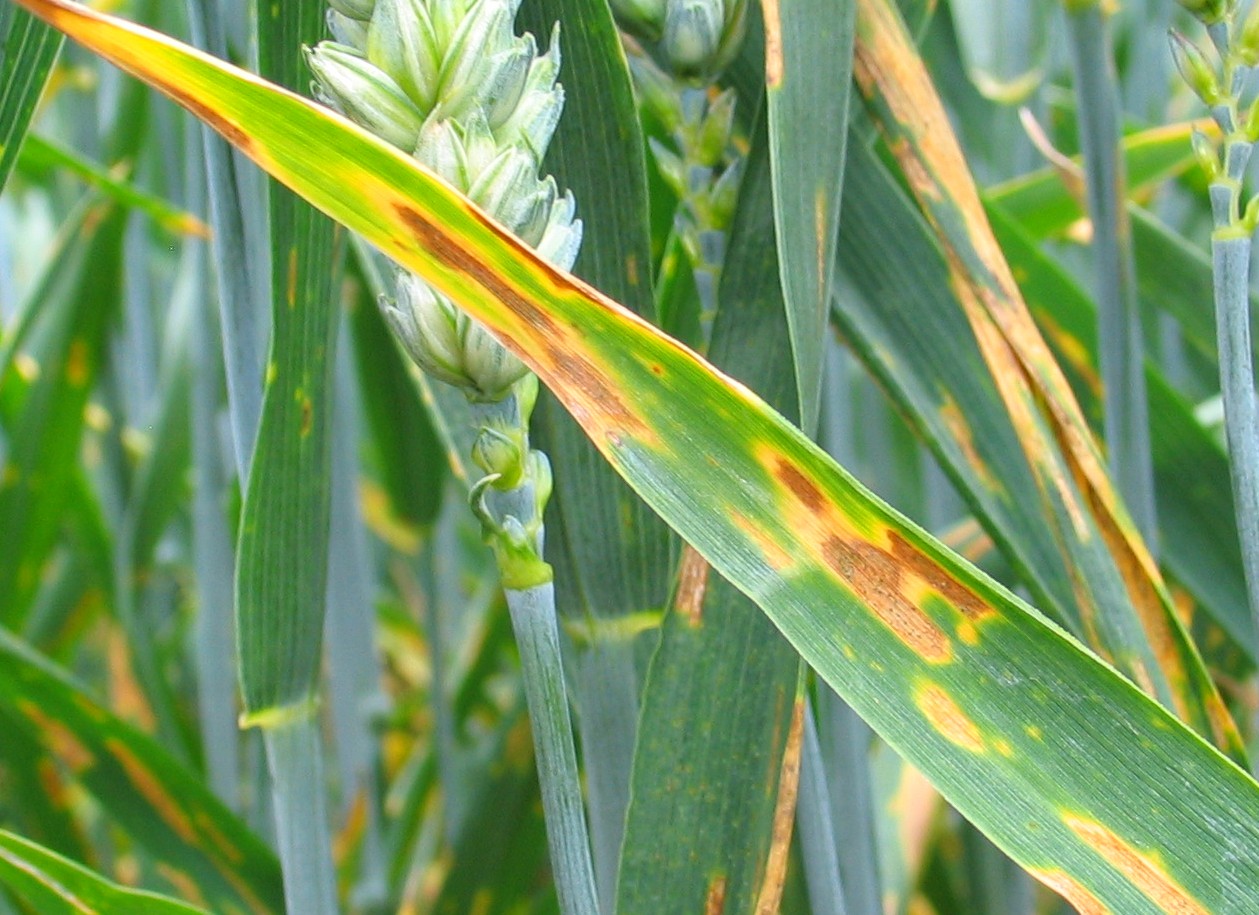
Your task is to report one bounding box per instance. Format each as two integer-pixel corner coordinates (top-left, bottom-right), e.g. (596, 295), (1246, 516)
(19, 700), (94, 772)
(65, 339), (90, 386)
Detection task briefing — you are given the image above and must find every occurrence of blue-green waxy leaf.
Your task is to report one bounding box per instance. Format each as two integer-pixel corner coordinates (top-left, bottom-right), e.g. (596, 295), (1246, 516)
(764, 0), (855, 435)
(618, 105), (804, 915)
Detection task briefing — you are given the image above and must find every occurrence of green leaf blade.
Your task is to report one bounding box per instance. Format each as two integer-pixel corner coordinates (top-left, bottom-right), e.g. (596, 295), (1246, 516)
(765, 0), (855, 435)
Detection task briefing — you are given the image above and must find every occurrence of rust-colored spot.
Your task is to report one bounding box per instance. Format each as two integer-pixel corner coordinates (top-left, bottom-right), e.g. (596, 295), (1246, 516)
(755, 695), (803, 914)
(1065, 816), (1209, 915)
(674, 545), (710, 627)
(19, 701), (94, 773)
(822, 535), (952, 662)
(772, 456), (825, 512)
(889, 532), (993, 621)
(704, 876), (728, 915)
(65, 339), (90, 387)
(1028, 869), (1109, 915)
(761, 0), (784, 87)
(649, 362), (664, 377)
(915, 683), (984, 752)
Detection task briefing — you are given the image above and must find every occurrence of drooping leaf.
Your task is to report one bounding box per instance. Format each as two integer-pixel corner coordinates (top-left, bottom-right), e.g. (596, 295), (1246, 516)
(851, 0), (1238, 757)
(0, 829), (211, 915)
(0, 629), (283, 913)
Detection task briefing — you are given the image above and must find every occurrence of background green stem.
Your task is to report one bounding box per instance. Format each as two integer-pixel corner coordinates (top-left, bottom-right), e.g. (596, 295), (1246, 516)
(505, 580), (599, 915)
(262, 713), (339, 915)
(1064, 2), (1157, 548)
(1211, 234), (1259, 676)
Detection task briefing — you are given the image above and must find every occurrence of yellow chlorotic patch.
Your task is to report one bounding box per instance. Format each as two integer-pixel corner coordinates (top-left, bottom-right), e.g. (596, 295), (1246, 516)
(19, 701), (94, 772)
(15, 352), (39, 382)
(1064, 815), (1209, 915)
(1035, 314), (1101, 399)
(938, 395), (1001, 494)
(1025, 724), (1043, 741)
(914, 682), (985, 752)
(956, 619), (980, 646)
(730, 510), (796, 573)
(993, 737), (1014, 757)
(1028, 868), (1109, 915)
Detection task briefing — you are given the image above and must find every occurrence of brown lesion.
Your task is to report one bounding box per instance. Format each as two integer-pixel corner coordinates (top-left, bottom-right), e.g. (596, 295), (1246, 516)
(704, 875), (728, 915)
(822, 534), (952, 662)
(674, 545), (711, 627)
(164, 84), (257, 155)
(771, 457), (825, 512)
(1065, 816), (1209, 915)
(390, 204), (649, 440)
(889, 532), (993, 622)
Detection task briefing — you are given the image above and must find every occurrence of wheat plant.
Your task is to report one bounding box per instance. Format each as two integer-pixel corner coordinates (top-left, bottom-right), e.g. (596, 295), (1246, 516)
(1, 1), (1258, 914)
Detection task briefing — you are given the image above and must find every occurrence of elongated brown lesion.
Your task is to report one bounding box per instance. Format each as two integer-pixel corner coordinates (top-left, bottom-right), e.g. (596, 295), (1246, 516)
(390, 202), (651, 440)
(821, 534), (952, 662)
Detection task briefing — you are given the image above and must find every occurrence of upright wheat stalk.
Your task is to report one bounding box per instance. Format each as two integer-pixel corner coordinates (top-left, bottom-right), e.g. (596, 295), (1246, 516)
(307, 2), (597, 910)
(1172, 0), (1259, 750)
